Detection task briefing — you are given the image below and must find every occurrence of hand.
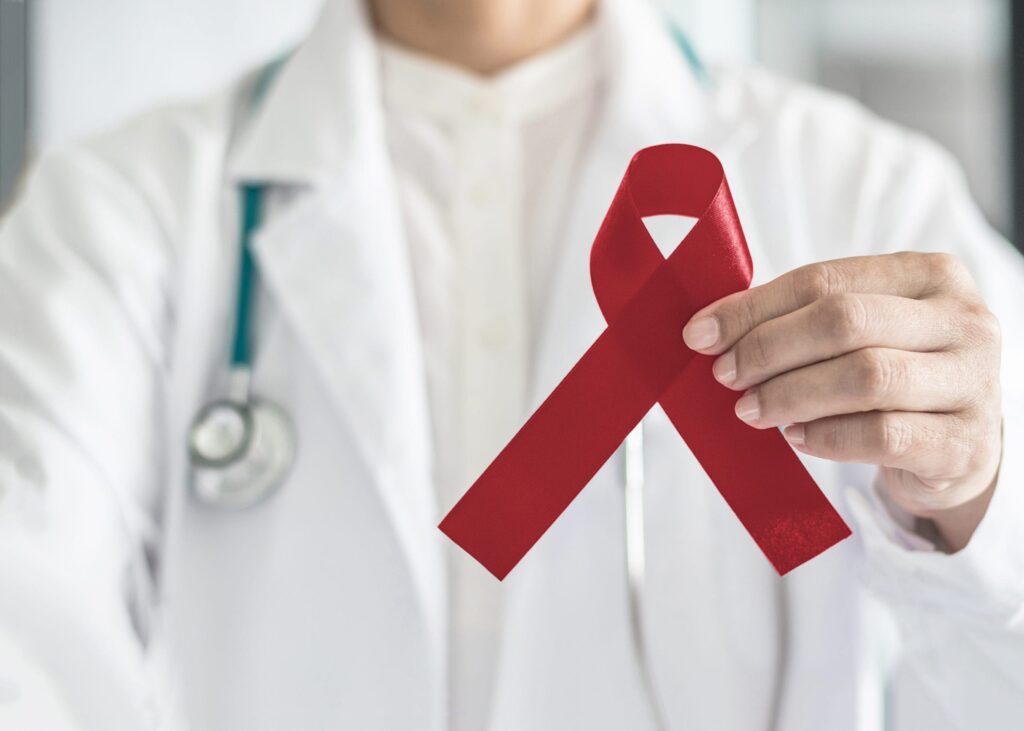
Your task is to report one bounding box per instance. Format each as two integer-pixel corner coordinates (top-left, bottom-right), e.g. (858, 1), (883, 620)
(682, 253), (1003, 552)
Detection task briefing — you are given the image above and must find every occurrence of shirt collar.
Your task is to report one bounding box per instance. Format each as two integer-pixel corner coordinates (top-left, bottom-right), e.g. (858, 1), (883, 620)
(378, 21), (601, 126)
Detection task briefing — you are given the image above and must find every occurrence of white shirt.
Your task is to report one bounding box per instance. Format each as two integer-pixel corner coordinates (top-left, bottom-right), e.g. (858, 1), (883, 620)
(379, 25), (604, 731)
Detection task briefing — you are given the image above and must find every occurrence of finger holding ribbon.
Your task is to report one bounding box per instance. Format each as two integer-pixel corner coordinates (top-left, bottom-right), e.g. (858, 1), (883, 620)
(683, 252), (1004, 552)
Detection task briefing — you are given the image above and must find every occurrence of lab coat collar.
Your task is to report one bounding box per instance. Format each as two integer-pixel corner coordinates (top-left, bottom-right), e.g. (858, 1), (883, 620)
(226, 0), (382, 185)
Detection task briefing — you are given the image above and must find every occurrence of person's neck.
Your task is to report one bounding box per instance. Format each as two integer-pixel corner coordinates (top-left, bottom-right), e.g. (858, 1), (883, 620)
(368, 0), (597, 75)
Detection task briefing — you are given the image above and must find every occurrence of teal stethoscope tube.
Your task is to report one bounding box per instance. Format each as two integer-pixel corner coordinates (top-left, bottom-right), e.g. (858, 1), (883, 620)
(665, 18), (709, 86)
(232, 184), (263, 368)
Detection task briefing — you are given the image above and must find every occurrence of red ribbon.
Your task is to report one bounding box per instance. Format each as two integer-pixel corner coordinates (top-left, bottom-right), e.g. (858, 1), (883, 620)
(439, 144), (851, 580)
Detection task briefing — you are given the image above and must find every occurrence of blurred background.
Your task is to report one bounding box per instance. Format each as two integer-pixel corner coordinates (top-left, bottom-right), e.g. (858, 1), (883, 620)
(0, 0), (1020, 250)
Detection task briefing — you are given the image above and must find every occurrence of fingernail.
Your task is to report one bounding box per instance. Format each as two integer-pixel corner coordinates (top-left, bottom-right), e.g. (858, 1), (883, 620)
(683, 316), (720, 351)
(735, 392), (760, 423)
(784, 424), (805, 446)
(712, 351), (737, 386)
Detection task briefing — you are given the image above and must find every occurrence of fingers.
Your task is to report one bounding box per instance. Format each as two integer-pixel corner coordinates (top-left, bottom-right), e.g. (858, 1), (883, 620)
(683, 252), (975, 355)
(676, 252), (1001, 522)
(783, 411), (982, 488)
(712, 294), (959, 390)
(734, 348), (971, 429)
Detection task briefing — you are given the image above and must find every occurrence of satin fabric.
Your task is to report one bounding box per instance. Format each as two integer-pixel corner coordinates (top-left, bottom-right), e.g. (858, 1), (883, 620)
(441, 144), (850, 578)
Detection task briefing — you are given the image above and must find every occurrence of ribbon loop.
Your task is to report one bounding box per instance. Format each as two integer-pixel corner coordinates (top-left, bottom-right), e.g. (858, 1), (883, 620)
(440, 144), (850, 580)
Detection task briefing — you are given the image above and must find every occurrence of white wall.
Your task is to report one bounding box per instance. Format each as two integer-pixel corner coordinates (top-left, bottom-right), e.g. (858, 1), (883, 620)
(30, 0), (324, 149)
(757, 0), (1011, 236)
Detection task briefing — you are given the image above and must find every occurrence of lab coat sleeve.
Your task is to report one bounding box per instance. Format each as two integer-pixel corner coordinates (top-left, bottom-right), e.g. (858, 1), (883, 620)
(0, 145), (172, 729)
(840, 132), (1024, 726)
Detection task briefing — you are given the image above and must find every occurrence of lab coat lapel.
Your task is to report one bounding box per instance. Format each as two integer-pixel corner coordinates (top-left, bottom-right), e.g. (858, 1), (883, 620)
(226, 0), (446, 671)
(250, 170), (444, 627)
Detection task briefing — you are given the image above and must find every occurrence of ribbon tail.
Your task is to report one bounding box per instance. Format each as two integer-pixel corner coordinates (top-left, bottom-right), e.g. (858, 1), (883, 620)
(439, 326), (658, 580)
(660, 357), (852, 574)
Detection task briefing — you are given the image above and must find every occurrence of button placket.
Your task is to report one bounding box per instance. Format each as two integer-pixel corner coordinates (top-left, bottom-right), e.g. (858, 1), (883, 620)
(446, 96), (528, 731)
(454, 111), (529, 480)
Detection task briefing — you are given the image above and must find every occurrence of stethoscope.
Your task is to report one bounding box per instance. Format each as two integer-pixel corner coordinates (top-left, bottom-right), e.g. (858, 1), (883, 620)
(186, 24), (706, 728)
(187, 182), (296, 508)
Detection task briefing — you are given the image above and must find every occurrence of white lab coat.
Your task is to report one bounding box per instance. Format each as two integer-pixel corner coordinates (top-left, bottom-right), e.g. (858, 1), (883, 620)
(1, 1), (1023, 729)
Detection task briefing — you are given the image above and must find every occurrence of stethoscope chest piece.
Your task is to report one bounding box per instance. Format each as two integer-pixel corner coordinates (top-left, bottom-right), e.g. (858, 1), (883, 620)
(189, 397), (295, 509)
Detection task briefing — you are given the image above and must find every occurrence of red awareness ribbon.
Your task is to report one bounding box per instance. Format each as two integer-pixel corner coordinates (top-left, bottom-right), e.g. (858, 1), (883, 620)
(439, 144), (851, 580)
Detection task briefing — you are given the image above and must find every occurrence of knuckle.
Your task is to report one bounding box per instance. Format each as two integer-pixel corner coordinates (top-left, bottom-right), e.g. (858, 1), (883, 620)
(734, 291), (768, 337)
(756, 382), (789, 420)
(876, 413), (915, 458)
(853, 349), (898, 398)
(950, 359), (982, 408)
(957, 414), (995, 475)
(816, 419), (847, 454)
(818, 293), (868, 347)
(718, 294), (758, 343)
(792, 263), (840, 304)
(977, 310), (1002, 346)
(961, 301), (1001, 347)
(737, 329), (774, 373)
(926, 252), (970, 288)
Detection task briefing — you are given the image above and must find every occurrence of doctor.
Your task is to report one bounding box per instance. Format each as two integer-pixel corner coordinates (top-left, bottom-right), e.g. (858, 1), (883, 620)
(1, 0), (1022, 728)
